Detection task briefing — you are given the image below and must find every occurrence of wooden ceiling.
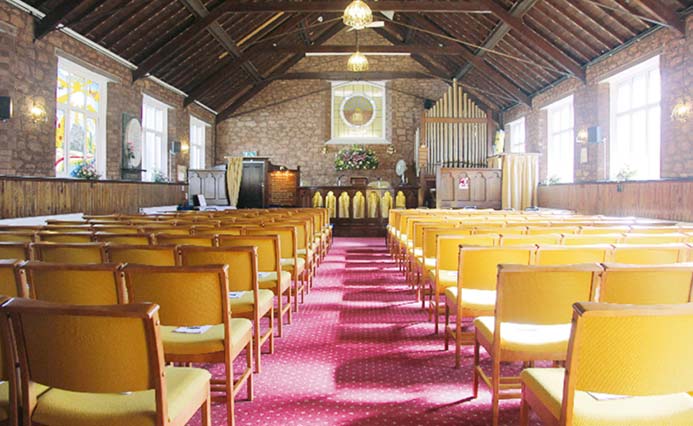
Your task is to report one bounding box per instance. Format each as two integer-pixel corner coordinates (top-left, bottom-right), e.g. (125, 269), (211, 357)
(25, 0), (692, 120)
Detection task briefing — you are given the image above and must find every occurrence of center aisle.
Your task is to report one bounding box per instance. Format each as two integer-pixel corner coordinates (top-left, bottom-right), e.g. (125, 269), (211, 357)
(195, 237), (528, 426)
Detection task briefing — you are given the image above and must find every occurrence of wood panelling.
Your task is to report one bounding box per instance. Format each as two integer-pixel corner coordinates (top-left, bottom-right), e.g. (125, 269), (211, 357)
(538, 180), (693, 222)
(0, 176), (186, 218)
(436, 167), (502, 209)
(188, 169), (228, 205)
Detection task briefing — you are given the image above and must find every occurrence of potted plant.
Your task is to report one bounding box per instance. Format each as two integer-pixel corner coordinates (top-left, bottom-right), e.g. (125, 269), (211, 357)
(71, 160), (101, 180)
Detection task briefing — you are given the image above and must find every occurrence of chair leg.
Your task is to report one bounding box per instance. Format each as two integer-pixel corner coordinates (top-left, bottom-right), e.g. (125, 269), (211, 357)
(455, 308), (462, 368)
(201, 388), (212, 426)
(254, 321), (262, 374)
(492, 358), (501, 426)
(268, 308), (275, 354)
(277, 296), (284, 338)
(246, 340), (254, 401)
(519, 385), (530, 426)
(226, 354), (235, 426)
(444, 305), (450, 351)
(473, 338), (480, 398)
(434, 290), (440, 335)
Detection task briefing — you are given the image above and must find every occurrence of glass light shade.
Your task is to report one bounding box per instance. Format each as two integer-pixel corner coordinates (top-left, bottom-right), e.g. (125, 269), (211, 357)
(343, 0), (373, 30)
(347, 51), (369, 72)
(671, 97), (692, 123)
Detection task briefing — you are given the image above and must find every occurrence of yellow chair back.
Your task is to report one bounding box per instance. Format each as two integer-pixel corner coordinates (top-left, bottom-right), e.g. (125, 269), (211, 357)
(20, 262), (126, 304)
(0, 242), (31, 261)
(562, 234), (623, 245)
(438, 235), (498, 271)
(155, 234), (215, 247)
(565, 302), (693, 398)
(535, 245), (611, 265)
(94, 233), (152, 245)
(0, 260), (22, 296)
(621, 233), (688, 244)
(36, 232), (94, 243)
(500, 234), (562, 246)
(31, 242), (106, 264)
(122, 264), (228, 326)
(423, 228), (473, 260)
(496, 264), (600, 325)
(459, 247), (534, 291)
(216, 235), (280, 272)
(598, 263), (693, 304)
(3, 298), (165, 393)
(179, 245), (258, 293)
(105, 244), (178, 266)
(246, 226), (297, 260)
(611, 243), (688, 264)
(526, 226), (579, 235)
(0, 232), (35, 243)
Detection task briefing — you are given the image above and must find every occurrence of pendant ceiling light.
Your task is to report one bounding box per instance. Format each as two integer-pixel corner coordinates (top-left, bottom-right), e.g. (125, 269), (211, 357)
(343, 0), (373, 30)
(347, 31), (369, 72)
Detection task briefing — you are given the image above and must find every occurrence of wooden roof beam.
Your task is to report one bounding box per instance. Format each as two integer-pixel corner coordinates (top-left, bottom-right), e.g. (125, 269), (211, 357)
(34, 0), (87, 40)
(182, 14), (311, 106)
(215, 22), (344, 121)
(456, 0), (540, 80)
(406, 14), (532, 105)
(178, 0), (263, 82)
(619, 0), (686, 35)
(271, 45), (465, 55)
(481, 0), (586, 81)
(209, 1), (491, 13)
(276, 71), (436, 80)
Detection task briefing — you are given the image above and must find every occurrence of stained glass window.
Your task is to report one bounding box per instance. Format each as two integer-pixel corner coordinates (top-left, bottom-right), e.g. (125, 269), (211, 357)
(329, 81), (387, 144)
(55, 57), (107, 178)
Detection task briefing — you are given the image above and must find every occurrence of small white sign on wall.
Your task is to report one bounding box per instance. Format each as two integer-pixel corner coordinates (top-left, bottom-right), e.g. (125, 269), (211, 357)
(458, 177), (469, 190)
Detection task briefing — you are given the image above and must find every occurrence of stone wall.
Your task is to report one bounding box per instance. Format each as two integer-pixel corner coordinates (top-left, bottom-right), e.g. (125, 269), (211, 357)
(503, 16), (693, 182)
(0, 2), (215, 181)
(215, 29), (449, 186)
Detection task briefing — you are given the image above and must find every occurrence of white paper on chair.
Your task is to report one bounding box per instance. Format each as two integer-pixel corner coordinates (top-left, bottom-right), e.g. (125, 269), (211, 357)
(258, 272), (272, 279)
(229, 291), (245, 299)
(173, 326), (212, 334)
(587, 392), (631, 401)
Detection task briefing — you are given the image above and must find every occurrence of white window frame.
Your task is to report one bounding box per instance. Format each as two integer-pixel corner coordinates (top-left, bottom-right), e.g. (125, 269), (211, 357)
(55, 56), (108, 178)
(506, 117), (526, 153)
(189, 115), (209, 170)
(142, 94), (170, 181)
(604, 55), (660, 180)
(543, 95), (574, 183)
(327, 80), (388, 145)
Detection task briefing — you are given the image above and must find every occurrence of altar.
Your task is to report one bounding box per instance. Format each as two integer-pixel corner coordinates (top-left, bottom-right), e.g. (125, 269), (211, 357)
(297, 182), (419, 237)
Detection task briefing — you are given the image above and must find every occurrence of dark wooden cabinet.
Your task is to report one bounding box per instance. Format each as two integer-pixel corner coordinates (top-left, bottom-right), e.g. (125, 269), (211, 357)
(237, 158), (268, 209)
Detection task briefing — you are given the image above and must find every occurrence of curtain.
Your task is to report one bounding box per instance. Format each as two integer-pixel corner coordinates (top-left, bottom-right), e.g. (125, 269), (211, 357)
(312, 191), (324, 208)
(395, 191), (406, 209)
(353, 191), (365, 219)
(500, 153), (539, 211)
(367, 191), (380, 218)
(381, 192), (393, 218)
(226, 157), (243, 207)
(338, 192), (350, 218)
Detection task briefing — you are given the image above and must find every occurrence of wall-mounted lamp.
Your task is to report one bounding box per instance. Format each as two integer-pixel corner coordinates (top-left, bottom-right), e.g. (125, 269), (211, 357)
(386, 145), (396, 155)
(29, 103), (47, 123)
(181, 142), (190, 153)
(671, 97), (692, 123)
(322, 146), (329, 155)
(576, 128), (588, 144)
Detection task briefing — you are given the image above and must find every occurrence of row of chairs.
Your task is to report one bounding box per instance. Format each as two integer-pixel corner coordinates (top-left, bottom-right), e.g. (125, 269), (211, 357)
(0, 207), (332, 426)
(386, 209), (693, 425)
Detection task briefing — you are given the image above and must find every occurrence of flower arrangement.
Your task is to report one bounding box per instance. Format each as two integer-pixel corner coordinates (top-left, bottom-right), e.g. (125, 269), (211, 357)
(70, 160), (100, 180)
(152, 169), (168, 183)
(334, 145), (379, 171)
(125, 140), (136, 162)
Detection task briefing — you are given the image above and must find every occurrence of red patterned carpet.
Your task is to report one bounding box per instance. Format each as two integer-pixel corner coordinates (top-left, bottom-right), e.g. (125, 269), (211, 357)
(190, 237), (539, 426)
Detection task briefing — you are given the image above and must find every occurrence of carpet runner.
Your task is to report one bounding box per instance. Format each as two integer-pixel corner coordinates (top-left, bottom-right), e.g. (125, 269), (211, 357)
(191, 237), (537, 426)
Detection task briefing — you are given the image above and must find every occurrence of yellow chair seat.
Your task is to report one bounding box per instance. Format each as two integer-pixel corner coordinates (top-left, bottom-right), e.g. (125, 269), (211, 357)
(413, 248), (423, 257)
(0, 381), (9, 421)
(160, 318), (252, 355)
(258, 271), (292, 292)
(423, 257), (436, 271)
(444, 287), (496, 312)
(229, 289), (274, 315)
(474, 316), (572, 355)
(429, 269), (457, 291)
(280, 257), (306, 272)
(32, 367), (211, 426)
(297, 248), (313, 258)
(521, 368), (693, 426)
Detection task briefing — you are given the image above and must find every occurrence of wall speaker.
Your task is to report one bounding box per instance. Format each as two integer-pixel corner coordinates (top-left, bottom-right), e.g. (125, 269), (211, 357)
(588, 126), (601, 144)
(171, 140), (181, 154)
(423, 99), (434, 110)
(0, 96), (12, 121)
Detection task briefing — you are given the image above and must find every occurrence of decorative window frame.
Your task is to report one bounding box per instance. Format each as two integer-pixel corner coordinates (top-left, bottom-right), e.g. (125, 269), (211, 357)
(55, 56), (109, 178)
(189, 115), (209, 170)
(142, 94), (171, 181)
(543, 95), (575, 183)
(506, 117), (526, 153)
(326, 80), (389, 145)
